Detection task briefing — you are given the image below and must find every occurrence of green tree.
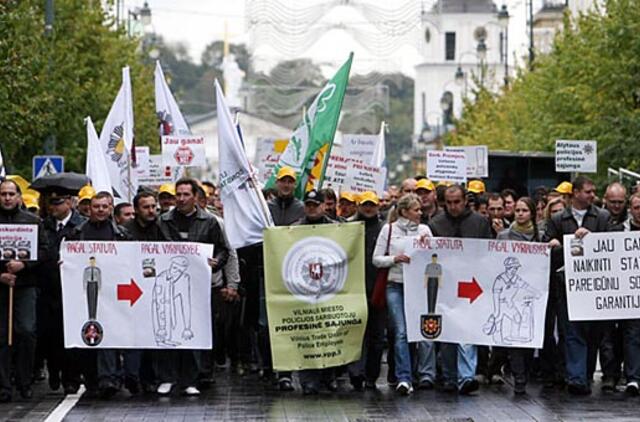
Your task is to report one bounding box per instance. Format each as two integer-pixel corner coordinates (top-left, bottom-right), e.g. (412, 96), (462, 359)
(449, 0), (640, 179)
(0, 0), (156, 177)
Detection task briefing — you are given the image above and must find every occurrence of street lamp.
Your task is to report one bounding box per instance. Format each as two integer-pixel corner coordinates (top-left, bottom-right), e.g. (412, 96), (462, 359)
(128, 1), (152, 37)
(497, 4), (510, 87)
(476, 39), (487, 62)
(455, 66), (465, 86)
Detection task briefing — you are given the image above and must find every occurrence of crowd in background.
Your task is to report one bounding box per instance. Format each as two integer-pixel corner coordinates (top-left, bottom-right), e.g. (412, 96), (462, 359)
(1, 168), (639, 403)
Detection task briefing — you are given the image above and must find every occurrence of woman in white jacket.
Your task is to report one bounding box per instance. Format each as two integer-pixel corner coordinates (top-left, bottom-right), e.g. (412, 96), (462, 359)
(373, 194), (433, 395)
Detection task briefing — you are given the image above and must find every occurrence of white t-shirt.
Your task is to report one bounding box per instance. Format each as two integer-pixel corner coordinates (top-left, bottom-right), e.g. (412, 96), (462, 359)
(572, 208), (587, 227)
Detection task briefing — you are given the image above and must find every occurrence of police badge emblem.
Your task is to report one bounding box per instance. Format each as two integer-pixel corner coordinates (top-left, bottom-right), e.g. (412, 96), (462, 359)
(420, 314), (442, 340)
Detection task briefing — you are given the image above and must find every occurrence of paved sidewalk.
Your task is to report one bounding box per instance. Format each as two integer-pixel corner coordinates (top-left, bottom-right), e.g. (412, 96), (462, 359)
(3, 369), (640, 421)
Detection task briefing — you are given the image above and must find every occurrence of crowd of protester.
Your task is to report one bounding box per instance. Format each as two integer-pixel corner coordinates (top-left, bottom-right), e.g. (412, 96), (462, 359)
(0, 167), (638, 402)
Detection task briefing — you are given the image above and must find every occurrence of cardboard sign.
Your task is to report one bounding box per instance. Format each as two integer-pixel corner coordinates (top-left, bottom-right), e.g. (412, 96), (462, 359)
(341, 134), (380, 164)
(323, 154), (386, 195)
(555, 140), (597, 173)
(427, 151), (467, 184)
(445, 145), (488, 178)
(162, 135), (206, 167)
(0, 224), (39, 261)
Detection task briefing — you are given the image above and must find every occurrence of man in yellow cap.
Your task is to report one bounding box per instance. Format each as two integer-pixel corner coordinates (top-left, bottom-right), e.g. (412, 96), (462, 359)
(21, 193), (39, 215)
(338, 192), (357, 221)
(158, 184), (176, 214)
(77, 185), (96, 218)
(415, 179), (439, 224)
(347, 191), (385, 390)
(265, 166), (303, 391)
(554, 181), (573, 206)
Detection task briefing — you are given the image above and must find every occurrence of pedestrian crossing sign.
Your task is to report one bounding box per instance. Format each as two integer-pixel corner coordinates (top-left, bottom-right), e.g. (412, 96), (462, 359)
(33, 155), (64, 180)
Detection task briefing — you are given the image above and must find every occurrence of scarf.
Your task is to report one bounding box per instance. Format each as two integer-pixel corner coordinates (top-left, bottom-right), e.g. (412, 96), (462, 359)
(511, 220), (534, 235)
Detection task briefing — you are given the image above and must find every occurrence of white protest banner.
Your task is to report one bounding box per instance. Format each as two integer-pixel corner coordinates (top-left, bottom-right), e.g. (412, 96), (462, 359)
(61, 241), (213, 349)
(323, 154), (386, 195)
(445, 145), (488, 178)
(134, 146), (150, 178)
(563, 231), (640, 321)
(426, 151), (467, 184)
(0, 224), (38, 261)
(253, 137), (289, 184)
(555, 140), (597, 173)
(341, 134), (379, 163)
(138, 155), (179, 188)
(404, 237), (550, 348)
(162, 135), (206, 167)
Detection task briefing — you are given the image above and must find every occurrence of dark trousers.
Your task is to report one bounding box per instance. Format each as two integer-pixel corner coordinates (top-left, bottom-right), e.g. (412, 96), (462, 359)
(509, 347), (533, 385)
(213, 290), (240, 366)
(623, 319), (640, 383)
(97, 350), (142, 386)
(348, 303), (386, 383)
(39, 302), (81, 387)
(540, 272), (565, 382)
(599, 322), (622, 382)
(0, 286), (37, 392)
(156, 350), (200, 388)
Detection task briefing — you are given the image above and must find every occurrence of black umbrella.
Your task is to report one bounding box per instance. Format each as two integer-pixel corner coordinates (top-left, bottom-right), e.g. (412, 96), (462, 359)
(30, 172), (90, 195)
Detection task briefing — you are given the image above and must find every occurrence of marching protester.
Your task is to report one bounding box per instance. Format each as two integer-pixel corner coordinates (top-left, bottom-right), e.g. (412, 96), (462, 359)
(428, 185), (492, 394)
(416, 179), (439, 224)
(76, 185), (96, 218)
(157, 184), (176, 214)
(495, 197), (542, 395)
(157, 178), (229, 396)
(338, 192), (358, 221)
(67, 191), (133, 398)
(40, 190), (86, 394)
(0, 180), (46, 402)
(544, 175), (613, 395)
(373, 193), (434, 395)
(501, 189), (517, 223)
(320, 187), (339, 220)
(113, 202), (134, 225)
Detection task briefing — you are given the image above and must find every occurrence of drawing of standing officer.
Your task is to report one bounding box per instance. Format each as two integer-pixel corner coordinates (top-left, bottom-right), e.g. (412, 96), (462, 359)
(83, 257), (101, 320)
(424, 253), (442, 314)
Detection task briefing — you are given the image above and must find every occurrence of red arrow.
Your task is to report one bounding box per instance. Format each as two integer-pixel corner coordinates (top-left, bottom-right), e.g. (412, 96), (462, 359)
(117, 279), (143, 306)
(457, 277), (483, 303)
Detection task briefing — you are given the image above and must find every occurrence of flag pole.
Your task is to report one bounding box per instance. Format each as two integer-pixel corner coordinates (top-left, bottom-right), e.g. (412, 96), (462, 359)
(8, 286), (13, 346)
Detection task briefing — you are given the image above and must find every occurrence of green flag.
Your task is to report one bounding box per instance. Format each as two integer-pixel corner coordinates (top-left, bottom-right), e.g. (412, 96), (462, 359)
(264, 222), (367, 371)
(265, 53), (353, 198)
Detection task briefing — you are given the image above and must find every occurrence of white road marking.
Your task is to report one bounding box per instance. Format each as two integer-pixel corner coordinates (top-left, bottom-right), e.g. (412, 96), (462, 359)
(43, 385), (85, 422)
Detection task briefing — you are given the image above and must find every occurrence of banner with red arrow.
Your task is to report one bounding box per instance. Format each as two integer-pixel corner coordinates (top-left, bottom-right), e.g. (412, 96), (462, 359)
(117, 279), (143, 306)
(457, 277), (483, 303)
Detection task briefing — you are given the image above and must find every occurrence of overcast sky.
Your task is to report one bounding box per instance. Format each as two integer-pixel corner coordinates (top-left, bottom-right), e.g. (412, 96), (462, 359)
(123, 0), (544, 76)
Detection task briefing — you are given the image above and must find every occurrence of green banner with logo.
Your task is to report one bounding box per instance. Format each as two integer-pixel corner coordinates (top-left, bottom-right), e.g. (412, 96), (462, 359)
(264, 222), (367, 371)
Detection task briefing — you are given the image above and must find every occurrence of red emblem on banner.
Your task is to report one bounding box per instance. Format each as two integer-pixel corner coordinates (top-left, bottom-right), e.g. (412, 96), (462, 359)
(174, 145), (194, 165)
(309, 262), (323, 281)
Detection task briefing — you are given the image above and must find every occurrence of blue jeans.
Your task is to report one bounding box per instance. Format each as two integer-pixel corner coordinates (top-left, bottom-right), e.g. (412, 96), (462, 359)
(386, 283), (412, 383)
(441, 343), (477, 389)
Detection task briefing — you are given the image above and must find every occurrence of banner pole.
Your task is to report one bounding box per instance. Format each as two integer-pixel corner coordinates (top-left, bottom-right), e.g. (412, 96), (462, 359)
(8, 286), (13, 346)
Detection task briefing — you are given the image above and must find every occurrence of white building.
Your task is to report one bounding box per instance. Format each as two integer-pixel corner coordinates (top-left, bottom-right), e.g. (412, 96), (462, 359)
(533, 1), (566, 55)
(413, 0), (505, 143)
(569, 0), (605, 15)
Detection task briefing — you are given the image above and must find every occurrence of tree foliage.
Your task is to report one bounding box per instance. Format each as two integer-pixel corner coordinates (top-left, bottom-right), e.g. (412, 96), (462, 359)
(448, 0), (640, 178)
(0, 0), (155, 177)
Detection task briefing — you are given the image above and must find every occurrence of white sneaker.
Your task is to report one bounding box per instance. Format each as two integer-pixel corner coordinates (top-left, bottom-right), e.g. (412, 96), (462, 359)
(396, 381), (414, 395)
(183, 386), (200, 396)
(157, 382), (173, 395)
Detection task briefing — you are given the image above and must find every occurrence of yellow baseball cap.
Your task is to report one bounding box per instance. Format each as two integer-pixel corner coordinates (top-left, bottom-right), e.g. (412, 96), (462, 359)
(436, 181), (453, 187)
(555, 181), (573, 194)
(467, 180), (486, 194)
(358, 191), (379, 205)
(276, 166), (296, 181)
(22, 193), (39, 210)
(416, 179), (435, 192)
(78, 184), (96, 202)
(339, 192), (356, 203)
(158, 183), (176, 196)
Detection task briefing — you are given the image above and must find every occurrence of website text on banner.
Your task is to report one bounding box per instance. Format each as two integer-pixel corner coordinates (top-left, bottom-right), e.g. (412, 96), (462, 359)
(264, 223), (367, 371)
(563, 231), (640, 321)
(61, 241), (213, 349)
(404, 237), (550, 348)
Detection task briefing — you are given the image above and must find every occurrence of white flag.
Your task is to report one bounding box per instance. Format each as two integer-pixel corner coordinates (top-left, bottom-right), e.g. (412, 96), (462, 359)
(0, 146), (5, 178)
(215, 80), (273, 249)
(155, 61), (190, 136)
(99, 67), (137, 200)
(85, 116), (112, 194)
(371, 121), (387, 168)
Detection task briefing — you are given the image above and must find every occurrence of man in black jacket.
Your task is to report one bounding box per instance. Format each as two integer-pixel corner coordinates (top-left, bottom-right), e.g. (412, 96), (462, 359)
(267, 167), (304, 226)
(428, 185), (492, 395)
(0, 180), (46, 402)
(40, 190), (86, 394)
(347, 191), (384, 390)
(67, 191), (132, 398)
(157, 178), (229, 396)
(544, 175), (612, 395)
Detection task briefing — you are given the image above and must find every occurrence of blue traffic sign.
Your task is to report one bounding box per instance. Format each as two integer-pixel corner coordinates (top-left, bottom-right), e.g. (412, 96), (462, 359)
(33, 155), (64, 180)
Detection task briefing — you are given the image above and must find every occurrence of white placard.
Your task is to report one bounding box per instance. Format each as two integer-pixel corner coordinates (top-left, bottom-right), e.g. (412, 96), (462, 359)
(253, 137), (289, 184)
(341, 134), (379, 163)
(138, 155), (178, 188)
(445, 145), (489, 178)
(404, 237), (550, 348)
(162, 135), (206, 167)
(323, 154), (386, 195)
(134, 146), (150, 178)
(563, 231), (640, 321)
(555, 140), (597, 173)
(426, 150), (467, 184)
(0, 224), (38, 261)
(61, 241), (213, 349)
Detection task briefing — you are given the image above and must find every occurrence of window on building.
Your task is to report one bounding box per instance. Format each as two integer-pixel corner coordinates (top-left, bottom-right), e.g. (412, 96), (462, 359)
(445, 32), (456, 61)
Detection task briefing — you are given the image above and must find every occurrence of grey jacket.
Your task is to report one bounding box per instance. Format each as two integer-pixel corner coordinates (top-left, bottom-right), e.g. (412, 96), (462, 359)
(268, 195), (305, 226)
(211, 214), (240, 290)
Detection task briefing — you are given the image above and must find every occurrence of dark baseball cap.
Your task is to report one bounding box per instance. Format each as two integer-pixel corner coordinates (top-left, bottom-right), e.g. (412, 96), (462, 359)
(303, 189), (325, 204)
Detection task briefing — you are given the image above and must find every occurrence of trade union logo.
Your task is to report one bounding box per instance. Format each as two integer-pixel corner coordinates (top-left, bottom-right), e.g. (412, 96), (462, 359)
(174, 145), (194, 165)
(282, 237), (348, 304)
